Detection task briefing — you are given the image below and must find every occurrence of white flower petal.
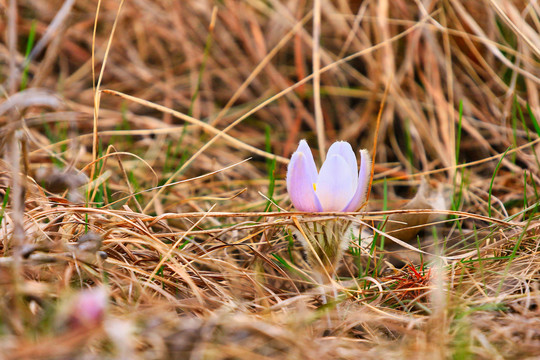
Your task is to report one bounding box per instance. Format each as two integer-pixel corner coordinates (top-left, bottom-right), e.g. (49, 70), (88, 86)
(343, 149), (371, 212)
(287, 152), (322, 212)
(327, 141), (358, 190)
(296, 139), (318, 184)
(315, 154), (356, 211)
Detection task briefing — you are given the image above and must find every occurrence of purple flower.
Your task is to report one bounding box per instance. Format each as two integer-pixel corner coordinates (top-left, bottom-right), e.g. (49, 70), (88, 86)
(287, 140), (371, 212)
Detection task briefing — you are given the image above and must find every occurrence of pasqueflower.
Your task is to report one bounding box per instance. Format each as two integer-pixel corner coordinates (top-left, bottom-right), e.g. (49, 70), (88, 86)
(286, 140), (371, 278)
(66, 287), (108, 329)
(287, 140), (371, 212)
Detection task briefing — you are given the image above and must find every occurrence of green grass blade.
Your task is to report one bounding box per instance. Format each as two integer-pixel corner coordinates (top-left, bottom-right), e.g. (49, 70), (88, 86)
(527, 103), (540, 137)
(20, 20), (37, 91)
(0, 187), (10, 225)
(456, 100), (463, 164)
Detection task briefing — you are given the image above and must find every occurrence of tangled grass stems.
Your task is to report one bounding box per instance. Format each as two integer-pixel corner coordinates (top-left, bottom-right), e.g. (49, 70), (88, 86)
(0, 0), (539, 358)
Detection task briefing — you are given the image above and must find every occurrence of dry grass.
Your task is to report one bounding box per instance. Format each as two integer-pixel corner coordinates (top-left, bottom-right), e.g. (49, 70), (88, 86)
(1, 0), (539, 359)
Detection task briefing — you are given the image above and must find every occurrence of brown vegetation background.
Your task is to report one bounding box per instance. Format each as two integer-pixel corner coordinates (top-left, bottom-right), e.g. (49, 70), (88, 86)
(0, 0), (539, 359)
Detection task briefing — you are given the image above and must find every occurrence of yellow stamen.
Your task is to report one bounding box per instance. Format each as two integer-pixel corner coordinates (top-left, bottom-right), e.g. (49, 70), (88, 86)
(313, 183), (317, 191)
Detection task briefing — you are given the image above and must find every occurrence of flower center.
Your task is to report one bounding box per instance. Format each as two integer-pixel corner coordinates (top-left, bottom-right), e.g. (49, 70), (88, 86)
(313, 183), (317, 191)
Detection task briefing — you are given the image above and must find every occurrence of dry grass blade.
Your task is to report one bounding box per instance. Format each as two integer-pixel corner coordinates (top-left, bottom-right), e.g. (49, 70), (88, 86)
(0, 0), (539, 359)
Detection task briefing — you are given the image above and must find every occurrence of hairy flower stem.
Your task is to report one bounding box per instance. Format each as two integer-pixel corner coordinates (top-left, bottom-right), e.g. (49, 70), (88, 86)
(294, 218), (352, 331)
(295, 218), (352, 284)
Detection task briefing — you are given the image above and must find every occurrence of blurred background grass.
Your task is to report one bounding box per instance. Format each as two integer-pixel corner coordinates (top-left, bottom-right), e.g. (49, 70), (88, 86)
(0, 0), (539, 359)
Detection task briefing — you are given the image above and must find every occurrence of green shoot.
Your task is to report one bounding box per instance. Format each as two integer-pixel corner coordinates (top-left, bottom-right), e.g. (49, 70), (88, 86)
(263, 125), (276, 212)
(527, 103), (540, 137)
(0, 187), (10, 225)
(455, 100), (463, 164)
(20, 20), (37, 91)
